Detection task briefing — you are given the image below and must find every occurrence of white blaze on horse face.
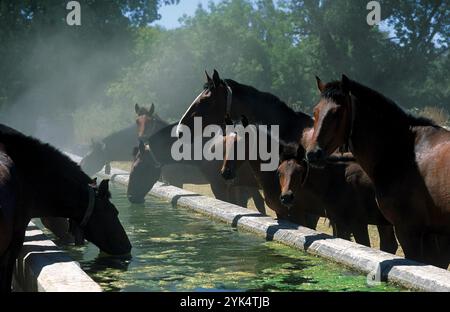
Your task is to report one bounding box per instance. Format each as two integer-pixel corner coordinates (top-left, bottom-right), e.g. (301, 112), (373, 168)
(203, 125), (224, 161)
(176, 90), (204, 137)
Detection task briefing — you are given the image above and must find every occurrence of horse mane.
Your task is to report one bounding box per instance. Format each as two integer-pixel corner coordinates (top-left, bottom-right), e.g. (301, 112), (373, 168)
(0, 124), (92, 186)
(224, 79), (312, 121)
(337, 79), (437, 127)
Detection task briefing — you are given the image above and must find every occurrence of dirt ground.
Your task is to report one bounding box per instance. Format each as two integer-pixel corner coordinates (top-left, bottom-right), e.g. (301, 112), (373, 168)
(111, 161), (406, 258)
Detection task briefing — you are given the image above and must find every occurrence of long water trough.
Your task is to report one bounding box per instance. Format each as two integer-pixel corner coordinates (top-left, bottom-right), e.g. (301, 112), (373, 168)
(17, 153), (450, 291)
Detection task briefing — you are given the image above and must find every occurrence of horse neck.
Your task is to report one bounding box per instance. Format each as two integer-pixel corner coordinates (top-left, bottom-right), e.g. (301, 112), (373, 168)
(153, 116), (169, 132)
(232, 95), (312, 142)
(148, 124), (178, 165)
(349, 96), (415, 179)
(248, 159), (279, 196)
(103, 125), (139, 161)
(8, 150), (89, 221)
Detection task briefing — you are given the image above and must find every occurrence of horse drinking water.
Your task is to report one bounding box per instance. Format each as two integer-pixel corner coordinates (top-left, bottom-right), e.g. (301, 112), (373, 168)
(0, 124), (131, 292)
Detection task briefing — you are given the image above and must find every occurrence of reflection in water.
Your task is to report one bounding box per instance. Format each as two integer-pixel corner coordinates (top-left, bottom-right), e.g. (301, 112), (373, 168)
(50, 185), (404, 292)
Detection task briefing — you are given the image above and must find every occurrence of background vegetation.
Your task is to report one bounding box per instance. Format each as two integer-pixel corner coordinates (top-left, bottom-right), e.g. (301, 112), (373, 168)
(0, 0), (448, 146)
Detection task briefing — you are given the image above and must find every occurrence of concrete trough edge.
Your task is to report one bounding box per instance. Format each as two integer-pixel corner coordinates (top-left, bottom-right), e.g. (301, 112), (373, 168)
(14, 221), (102, 292)
(66, 152), (450, 292)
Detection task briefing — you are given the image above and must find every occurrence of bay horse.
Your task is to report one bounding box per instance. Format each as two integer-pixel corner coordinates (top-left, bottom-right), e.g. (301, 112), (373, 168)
(306, 75), (450, 267)
(278, 142), (398, 253)
(220, 117), (319, 229)
(127, 123), (266, 213)
(0, 124), (131, 292)
(178, 70), (313, 145)
(80, 103), (167, 176)
(130, 104), (266, 211)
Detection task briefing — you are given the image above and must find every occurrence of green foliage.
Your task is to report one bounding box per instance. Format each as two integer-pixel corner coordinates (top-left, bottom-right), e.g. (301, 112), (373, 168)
(0, 0), (448, 143)
(108, 0), (449, 126)
(0, 0), (178, 143)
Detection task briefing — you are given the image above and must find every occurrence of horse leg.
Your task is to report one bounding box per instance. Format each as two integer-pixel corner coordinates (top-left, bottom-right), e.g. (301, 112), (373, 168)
(231, 187), (250, 208)
(421, 233), (450, 269)
(395, 225), (425, 263)
(397, 227), (449, 267)
(333, 222), (352, 241)
(351, 224), (371, 247)
(248, 188), (266, 214)
(209, 181), (229, 203)
(305, 214), (319, 230)
(377, 225), (398, 254)
(0, 225), (26, 292)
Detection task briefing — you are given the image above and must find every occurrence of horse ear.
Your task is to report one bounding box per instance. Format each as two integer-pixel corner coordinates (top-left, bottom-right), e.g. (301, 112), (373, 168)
(213, 69), (221, 87)
(205, 70), (213, 84)
(135, 103), (140, 115)
(316, 76), (325, 93)
(241, 115), (249, 127)
(98, 179), (110, 197)
(90, 177), (98, 187)
(341, 74), (351, 94)
(149, 103), (155, 116)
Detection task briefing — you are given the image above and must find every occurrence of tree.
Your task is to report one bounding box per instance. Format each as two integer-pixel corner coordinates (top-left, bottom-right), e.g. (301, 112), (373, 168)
(0, 0), (179, 145)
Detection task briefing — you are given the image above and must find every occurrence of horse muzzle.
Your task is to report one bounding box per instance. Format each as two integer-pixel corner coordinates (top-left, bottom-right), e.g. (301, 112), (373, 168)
(280, 192), (294, 208)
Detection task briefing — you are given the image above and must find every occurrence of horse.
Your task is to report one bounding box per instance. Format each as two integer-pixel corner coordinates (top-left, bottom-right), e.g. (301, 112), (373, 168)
(80, 125), (139, 176)
(130, 105), (266, 212)
(277, 142), (398, 253)
(127, 123), (266, 213)
(305, 75), (450, 267)
(0, 124), (131, 292)
(220, 117), (319, 229)
(177, 70), (313, 145)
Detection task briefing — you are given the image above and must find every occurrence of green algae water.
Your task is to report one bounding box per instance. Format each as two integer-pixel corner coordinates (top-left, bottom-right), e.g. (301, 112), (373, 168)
(54, 184), (404, 292)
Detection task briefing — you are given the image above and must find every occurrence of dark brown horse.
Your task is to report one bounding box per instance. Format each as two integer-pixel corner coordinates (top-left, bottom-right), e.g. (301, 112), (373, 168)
(131, 103), (266, 211)
(278, 142), (398, 253)
(127, 123), (266, 213)
(306, 75), (450, 267)
(220, 117), (318, 229)
(178, 70), (313, 145)
(80, 103), (167, 176)
(0, 124), (131, 292)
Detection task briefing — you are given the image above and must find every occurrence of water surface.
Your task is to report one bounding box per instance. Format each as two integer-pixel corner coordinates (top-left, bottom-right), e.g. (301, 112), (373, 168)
(52, 184), (404, 292)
